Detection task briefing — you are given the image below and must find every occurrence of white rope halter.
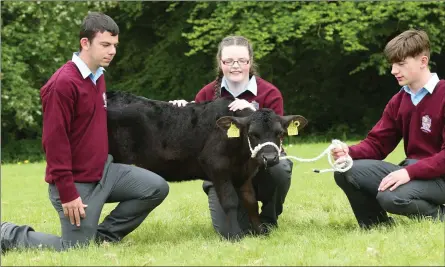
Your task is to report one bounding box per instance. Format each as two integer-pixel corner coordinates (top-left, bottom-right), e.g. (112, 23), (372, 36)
(247, 138), (353, 173)
(247, 137), (282, 158)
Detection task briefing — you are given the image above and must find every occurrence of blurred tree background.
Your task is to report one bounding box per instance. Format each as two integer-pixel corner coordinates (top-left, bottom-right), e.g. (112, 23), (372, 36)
(2, 1), (445, 162)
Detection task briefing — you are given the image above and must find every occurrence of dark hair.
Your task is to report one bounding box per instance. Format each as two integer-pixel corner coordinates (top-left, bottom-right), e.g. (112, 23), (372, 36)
(213, 35), (258, 99)
(384, 29), (430, 63)
(79, 12), (119, 51)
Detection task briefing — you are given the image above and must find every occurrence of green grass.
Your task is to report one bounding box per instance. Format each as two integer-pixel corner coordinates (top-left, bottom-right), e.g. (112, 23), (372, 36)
(1, 141), (444, 266)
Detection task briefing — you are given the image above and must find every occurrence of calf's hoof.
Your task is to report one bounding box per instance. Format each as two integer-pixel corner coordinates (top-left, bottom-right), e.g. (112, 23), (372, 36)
(253, 223), (275, 236)
(221, 231), (247, 242)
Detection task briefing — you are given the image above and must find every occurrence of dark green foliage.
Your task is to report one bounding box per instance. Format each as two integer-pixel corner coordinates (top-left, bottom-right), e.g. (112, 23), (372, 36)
(2, 1), (444, 162)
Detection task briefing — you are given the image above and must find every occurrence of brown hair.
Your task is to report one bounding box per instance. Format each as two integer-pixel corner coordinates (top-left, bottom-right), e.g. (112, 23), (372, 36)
(384, 29), (430, 63)
(79, 12), (119, 51)
(212, 35), (259, 99)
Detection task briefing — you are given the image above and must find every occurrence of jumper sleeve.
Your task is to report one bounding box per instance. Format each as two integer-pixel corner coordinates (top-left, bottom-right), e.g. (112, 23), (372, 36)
(41, 79), (79, 204)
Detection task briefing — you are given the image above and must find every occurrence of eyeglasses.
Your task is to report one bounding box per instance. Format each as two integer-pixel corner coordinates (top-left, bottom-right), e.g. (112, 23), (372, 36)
(221, 58), (250, 66)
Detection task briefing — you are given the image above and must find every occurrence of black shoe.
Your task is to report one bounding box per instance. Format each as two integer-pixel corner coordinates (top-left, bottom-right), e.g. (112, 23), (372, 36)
(1, 222), (15, 254)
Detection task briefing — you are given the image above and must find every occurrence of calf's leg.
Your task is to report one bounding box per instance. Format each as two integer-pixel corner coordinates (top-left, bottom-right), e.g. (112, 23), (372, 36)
(239, 178), (267, 235)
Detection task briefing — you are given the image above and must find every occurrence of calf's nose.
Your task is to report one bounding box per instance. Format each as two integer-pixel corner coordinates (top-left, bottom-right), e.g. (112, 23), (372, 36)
(262, 154), (279, 167)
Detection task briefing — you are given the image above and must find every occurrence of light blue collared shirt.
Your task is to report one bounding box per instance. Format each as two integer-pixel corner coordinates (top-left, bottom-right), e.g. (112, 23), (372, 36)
(402, 73), (439, 106)
(221, 75), (257, 97)
(72, 52), (104, 85)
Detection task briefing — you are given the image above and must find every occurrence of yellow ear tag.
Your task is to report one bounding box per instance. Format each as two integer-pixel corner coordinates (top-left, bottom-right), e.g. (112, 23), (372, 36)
(287, 121), (300, 136)
(227, 123), (240, 138)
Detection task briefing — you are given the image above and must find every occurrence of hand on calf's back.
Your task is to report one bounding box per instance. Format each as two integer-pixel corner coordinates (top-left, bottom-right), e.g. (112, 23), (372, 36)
(228, 98), (256, 112)
(168, 99), (194, 107)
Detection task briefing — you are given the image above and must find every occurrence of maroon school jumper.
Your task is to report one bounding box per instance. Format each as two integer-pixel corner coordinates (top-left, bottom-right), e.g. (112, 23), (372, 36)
(40, 61), (108, 203)
(349, 80), (445, 180)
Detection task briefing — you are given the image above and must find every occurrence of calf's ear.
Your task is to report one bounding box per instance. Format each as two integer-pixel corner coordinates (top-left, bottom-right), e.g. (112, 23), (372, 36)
(216, 116), (249, 138)
(280, 115), (308, 136)
(216, 116), (249, 130)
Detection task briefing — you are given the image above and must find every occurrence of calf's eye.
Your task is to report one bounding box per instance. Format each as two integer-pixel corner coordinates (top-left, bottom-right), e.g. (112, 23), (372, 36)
(277, 131), (285, 137)
(249, 133), (260, 139)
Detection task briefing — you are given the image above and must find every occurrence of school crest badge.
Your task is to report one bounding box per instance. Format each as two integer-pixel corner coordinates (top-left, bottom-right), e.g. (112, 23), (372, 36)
(103, 92), (107, 108)
(420, 115), (431, 133)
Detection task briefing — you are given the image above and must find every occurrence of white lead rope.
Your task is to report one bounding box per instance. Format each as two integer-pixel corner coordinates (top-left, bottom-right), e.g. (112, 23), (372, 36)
(248, 138), (353, 173)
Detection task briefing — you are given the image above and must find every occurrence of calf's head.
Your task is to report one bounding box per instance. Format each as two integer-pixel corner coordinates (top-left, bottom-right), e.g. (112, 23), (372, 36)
(216, 109), (308, 167)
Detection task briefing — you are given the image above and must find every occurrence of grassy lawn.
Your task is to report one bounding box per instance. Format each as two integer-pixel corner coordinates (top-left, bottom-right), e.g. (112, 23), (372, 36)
(1, 141), (444, 266)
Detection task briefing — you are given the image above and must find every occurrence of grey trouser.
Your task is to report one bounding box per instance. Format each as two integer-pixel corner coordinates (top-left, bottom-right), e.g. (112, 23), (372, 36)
(2, 155), (169, 251)
(202, 153), (293, 237)
(334, 159), (445, 228)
